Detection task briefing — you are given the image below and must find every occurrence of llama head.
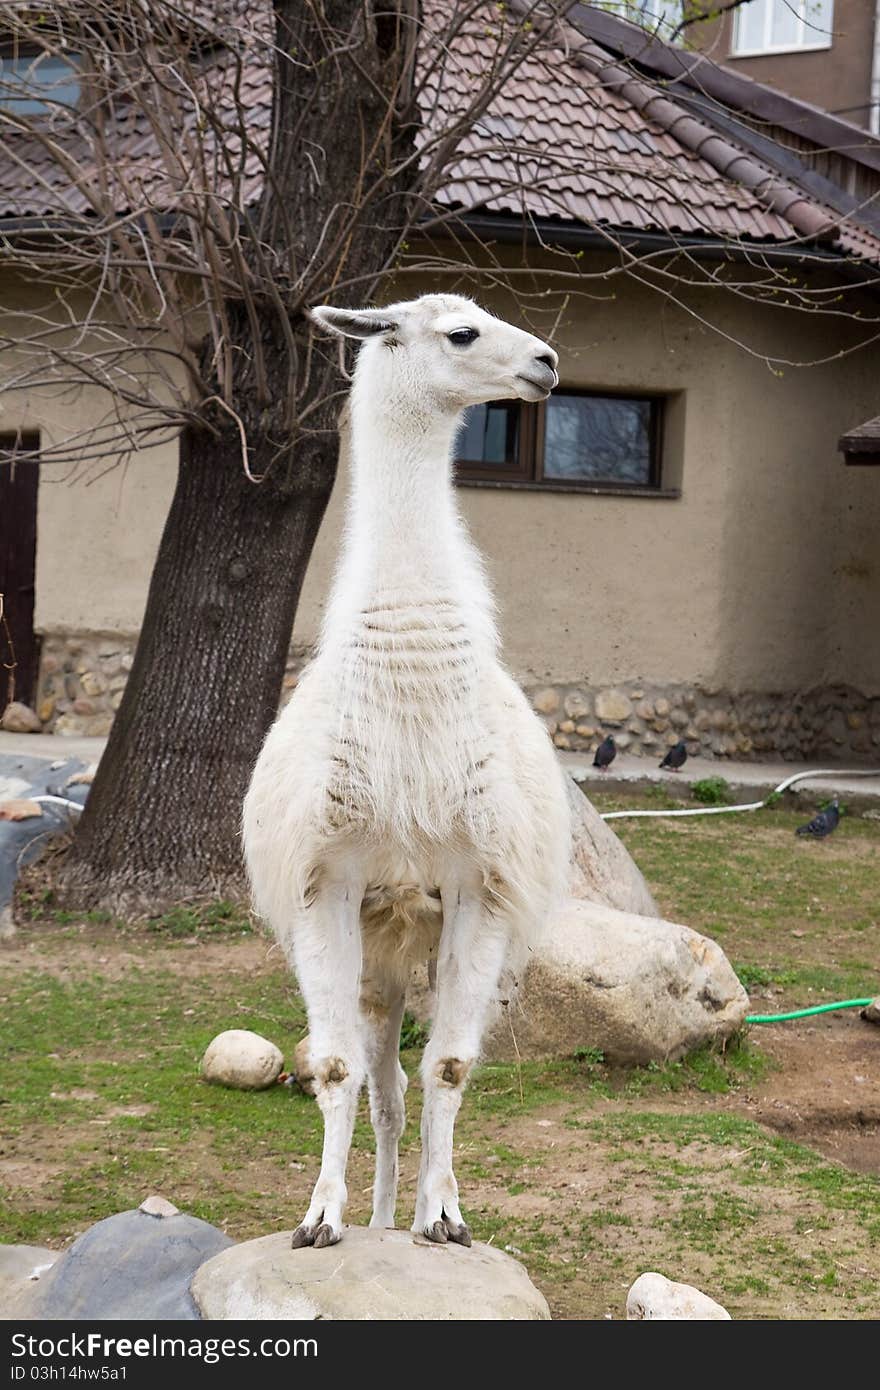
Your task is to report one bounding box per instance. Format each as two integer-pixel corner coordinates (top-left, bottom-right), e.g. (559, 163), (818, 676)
(309, 293), (558, 409)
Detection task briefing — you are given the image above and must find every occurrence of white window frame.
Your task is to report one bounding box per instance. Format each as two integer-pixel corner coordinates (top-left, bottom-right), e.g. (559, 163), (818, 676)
(596, 1), (683, 41)
(731, 0), (834, 58)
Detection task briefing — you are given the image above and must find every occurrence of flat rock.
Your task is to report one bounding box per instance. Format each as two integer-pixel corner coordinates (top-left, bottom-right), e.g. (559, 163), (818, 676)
(0, 1244), (58, 1298)
(627, 1272), (731, 1320)
(861, 997), (880, 1025)
(8, 1208), (234, 1320)
(200, 1029), (283, 1090)
(191, 1227), (550, 1321)
(482, 898), (748, 1064)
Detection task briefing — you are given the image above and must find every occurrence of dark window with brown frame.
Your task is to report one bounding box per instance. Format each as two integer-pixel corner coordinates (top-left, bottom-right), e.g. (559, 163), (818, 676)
(456, 390), (667, 494)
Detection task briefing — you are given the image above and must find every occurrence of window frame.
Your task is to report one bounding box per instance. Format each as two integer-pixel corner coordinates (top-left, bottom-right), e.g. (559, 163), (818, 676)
(730, 0), (834, 58)
(455, 389), (676, 497)
(0, 38), (83, 117)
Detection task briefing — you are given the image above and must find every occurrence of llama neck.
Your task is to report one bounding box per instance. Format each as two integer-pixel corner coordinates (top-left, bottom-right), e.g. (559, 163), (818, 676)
(340, 389), (476, 603)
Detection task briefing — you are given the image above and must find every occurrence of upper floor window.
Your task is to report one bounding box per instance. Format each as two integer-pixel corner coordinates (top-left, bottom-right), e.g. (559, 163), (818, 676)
(0, 46), (81, 116)
(732, 0), (833, 56)
(595, 1), (683, 39)
(456, 390), (666, 493)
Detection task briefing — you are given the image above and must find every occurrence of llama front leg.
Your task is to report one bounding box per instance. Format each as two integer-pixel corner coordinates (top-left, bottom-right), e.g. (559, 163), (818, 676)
(361, 969), (407, 1230)
(414, 888), (508, 1246)
(289, 877), (365, 1249)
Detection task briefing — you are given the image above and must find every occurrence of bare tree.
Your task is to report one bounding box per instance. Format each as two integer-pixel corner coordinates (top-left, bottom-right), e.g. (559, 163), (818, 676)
(1, 0), (877, 910)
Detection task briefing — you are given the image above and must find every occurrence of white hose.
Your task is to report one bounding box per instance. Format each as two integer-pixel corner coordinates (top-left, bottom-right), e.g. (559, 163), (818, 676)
(598, 768), (880, 820)
(32, 794), (86, 814)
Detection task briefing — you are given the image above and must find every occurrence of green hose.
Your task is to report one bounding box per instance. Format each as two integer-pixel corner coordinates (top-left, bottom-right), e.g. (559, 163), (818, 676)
(745, 998), (873, 1024)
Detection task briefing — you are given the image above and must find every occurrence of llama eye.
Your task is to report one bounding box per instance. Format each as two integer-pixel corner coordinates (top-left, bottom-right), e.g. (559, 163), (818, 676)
(447, 328), (479, 346)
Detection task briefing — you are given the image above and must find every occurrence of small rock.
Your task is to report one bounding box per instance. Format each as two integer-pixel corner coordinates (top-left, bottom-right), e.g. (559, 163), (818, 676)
(80, 671), (106, 697)
(38, 697), (56, 723)
(0, 799), (43, 822)
(558, 719), (575, 734)
(861, 998), (880, 1025)
(0, 702), (42, 734)
(531, 687), (560, 716)
(595, 690), (632, 724)
(654, 697), (670, 718)
(200, 1029), (283, 1090)
(139, 1195), (180, 1218)
(626, 1272), (731, 1320)
(563, 690), (590, 719)
(192, 1228), (550, 1321)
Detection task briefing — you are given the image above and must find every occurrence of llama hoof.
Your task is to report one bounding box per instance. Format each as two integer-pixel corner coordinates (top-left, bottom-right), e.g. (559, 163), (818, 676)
(291, 1220), (342, 1249)
(422, 1214), (471, 1246)
(446, 1219), (472, 1247)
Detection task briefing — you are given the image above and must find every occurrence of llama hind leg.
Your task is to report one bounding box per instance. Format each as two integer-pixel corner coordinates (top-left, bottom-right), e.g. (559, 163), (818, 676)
(289, 877), (365, 1249)
(361, 968), (407, 1229)
(414, 887), (508, 1246)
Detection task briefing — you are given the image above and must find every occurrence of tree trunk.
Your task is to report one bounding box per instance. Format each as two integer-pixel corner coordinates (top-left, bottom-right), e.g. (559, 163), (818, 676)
(52, 0), (416, 913)
(57, 426), (334, 912)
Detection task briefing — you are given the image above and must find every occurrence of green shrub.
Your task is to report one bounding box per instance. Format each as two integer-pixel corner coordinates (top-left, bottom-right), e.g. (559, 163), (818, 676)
(691, 776), (734, 806)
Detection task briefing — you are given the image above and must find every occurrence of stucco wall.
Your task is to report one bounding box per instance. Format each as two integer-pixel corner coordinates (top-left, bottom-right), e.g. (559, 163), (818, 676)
(6, 258), (880, 719)
(293, 267), (880, 699)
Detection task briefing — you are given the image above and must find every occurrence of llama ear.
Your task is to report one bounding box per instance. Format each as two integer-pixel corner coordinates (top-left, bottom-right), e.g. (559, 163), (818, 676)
(308, 305), (400, 340)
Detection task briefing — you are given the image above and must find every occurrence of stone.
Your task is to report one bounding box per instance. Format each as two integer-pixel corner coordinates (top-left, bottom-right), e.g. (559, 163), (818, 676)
(0, 702), (41, 733)
(80, 671), (106, 697)
(670, 707), (689, 729)
(120, 653), (134, 671)
(110, 690), (125, 710)
(861, 998), (880, 1025)
(594, 689), (632, 724)
(0, 1244), (58, 1301)
(558, 719), (575, 734)
(651, 718), (669, 734)
(200, 1029), (284, 1090)
(191, 1228), (550, 1321)
(654, 697), (670, 717)
(694, 710), (711, 731)
(292, 1036), (316, 1096)
(482, 897), (748, 1064)
(553, 733), (571, 749)
(711, 708), (729, 730)
(636, 700), (654, 720)
(847, 712), (864, 731)
(565, 779), (657, 918)
(629, 689), (644, 699)
(0, 799), (43, 822)
(72, 698), (96, 716)
(139, 1194), (180, 1218)
(626, 1272), (731, 1320)
(531, 687), (560, 715)
(8, 1208), (234, 1320)
(574, 724), (595, 738)
(38, 697), (55, 723)
(563, 690), (590, 719)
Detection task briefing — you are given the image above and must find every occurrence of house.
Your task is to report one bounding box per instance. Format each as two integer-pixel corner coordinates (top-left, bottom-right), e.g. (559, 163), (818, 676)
(1, 4), (879, 762)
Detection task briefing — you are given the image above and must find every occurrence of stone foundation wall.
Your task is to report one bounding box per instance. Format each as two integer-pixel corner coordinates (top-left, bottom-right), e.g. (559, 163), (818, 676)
(27, 633), (880, 763)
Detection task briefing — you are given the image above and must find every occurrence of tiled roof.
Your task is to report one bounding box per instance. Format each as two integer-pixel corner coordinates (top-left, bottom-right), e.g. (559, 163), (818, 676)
(1, 2), (879, 267)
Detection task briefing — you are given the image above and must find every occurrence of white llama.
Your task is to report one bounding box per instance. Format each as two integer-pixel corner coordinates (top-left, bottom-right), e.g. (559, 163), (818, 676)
(243, 293), (570, 1249)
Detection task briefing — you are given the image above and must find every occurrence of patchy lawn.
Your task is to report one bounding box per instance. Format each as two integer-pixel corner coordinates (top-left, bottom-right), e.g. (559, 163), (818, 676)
(1, 794), (878, 1320)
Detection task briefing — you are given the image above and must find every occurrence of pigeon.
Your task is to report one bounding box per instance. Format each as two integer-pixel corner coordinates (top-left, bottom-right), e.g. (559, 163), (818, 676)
(593, 735), (616, 772)
(659, 739), (687, 772)
(795, 797), (840, 839)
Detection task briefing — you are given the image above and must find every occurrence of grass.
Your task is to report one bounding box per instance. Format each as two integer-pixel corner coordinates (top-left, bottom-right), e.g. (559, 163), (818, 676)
(1, 793), (878, 1318)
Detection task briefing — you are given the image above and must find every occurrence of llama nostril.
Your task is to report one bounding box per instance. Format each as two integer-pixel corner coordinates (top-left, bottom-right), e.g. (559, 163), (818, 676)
(535, 353), (556, 370)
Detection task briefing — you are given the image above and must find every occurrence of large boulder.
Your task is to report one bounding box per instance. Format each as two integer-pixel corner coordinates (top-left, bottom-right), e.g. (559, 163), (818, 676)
(565, 777), (657, 916)
(191, 1227), (550, 1321)
(482, 898), (749, 1064)
(627, 1272), (731, 1320)
(8, 1198), (234, 1320)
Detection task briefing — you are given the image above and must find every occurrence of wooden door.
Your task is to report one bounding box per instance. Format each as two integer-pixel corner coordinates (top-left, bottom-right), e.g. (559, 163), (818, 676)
(0, 434), (40, 715)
